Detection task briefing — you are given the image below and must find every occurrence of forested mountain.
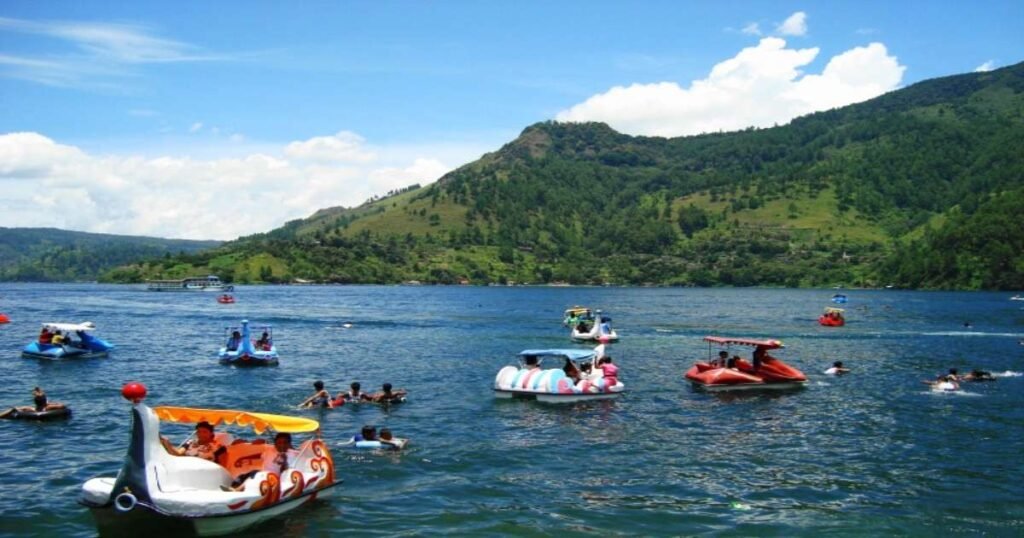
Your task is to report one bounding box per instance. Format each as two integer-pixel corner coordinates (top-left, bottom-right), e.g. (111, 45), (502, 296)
(0, 228), (221, 281)
(105, 61), (1024, 289)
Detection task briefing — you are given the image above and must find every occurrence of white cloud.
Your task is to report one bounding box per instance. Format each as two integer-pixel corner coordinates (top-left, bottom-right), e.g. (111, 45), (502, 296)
(189, 122), (203, 133)
(741, 23), (762, 36)
(0, 132), (489, 240)
(284, 131), (377, 163)
(776, 12), (808, 36)
(975, 60), (996, 72)
(555, 37), (905, 137)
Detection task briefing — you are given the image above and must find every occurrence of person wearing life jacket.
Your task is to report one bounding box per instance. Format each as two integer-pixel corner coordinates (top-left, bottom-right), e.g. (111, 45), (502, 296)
(598, 356), (618, 389)
(39, 327), (53, 345)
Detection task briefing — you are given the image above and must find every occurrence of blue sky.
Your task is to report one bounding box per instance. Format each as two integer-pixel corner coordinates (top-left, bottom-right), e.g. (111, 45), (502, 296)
(1, 1), (1020, 239)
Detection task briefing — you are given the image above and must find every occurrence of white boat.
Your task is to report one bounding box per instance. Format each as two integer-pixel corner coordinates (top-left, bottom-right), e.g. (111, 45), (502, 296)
(494, 349), (624, 403)
(81, 383), (339, 536)
(1011, 294), (1024, 301)
(147, 275), (234, 292)
(569, 310), (619, 343)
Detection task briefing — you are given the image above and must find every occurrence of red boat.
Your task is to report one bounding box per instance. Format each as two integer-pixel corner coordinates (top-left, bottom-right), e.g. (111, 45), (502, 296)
(818, 307), (845, 327)
(684, 336), (807, 391)
(0, 313), (9, 324)
(217, 294), (236, 304)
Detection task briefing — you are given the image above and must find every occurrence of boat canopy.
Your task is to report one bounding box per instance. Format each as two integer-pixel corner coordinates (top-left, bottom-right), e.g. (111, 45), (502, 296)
(154, 406), (319, 434)
(824, 307), (845, 313)
(40, 322), (96, 332)
(563, 307), (591, 316)
(519, 349), (596, 361)
(703, 336), (783, 349)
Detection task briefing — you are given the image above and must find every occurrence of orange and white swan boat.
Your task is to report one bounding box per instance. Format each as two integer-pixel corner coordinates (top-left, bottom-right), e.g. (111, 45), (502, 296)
(81, 383), (338, 536)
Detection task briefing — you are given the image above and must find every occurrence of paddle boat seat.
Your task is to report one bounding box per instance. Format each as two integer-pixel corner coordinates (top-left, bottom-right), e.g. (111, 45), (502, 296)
(154, 458), (232, 493)
(224, 441), (275, 479)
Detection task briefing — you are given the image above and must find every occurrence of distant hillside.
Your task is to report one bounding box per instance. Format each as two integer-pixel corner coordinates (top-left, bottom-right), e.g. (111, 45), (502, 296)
(0, 227), (221, 282)
(106, 61), (1024, 289)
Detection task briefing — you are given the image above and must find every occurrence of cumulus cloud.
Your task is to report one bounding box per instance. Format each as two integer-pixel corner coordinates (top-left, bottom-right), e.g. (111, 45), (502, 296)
(776, 12), (808, 36)
(556, 37), (905, 137)
(284, 131), (377, 163)
(975, 60), (996, 72)
(0, 131), (487, 240)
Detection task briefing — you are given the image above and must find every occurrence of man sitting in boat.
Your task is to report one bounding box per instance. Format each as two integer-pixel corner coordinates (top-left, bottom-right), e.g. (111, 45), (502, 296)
(161, 421), (228, 466)
(38, 327), (53, 344)
(226, 331), (242, 352)
(0, 386), (67, 418)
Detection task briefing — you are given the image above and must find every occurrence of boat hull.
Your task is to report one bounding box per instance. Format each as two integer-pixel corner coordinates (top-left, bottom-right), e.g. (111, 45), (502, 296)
(85, 486), (334, 537)
(22, 348), (109, 360)
(685, 362), (807, 392)
(494, 388), (622, 403)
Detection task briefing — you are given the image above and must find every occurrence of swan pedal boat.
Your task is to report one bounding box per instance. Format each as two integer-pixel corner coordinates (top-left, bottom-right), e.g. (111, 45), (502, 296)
(22, 322), (114, 360)
(563, 306), (594, 327)
(219, 320), (278, 366)
(81, 384), (338, 537)
(494, 349), (624, 403)
(570, 310), (619, 343)
(685, 337), (807, 391)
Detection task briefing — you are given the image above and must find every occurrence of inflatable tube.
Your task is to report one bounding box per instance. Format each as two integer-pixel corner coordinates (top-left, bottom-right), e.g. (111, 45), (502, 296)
(1, 407), (72, 421)
(340, 437), (407, 450)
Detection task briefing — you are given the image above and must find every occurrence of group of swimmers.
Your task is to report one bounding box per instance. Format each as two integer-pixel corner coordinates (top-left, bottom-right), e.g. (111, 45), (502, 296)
(923, 367), (997, 391)
(299, 380), (408, 409)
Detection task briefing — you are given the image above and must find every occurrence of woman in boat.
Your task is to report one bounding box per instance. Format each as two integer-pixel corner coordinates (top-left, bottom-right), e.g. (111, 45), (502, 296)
(160, 421), (228, 465)
(598, 356), (619, 387)
(299, 380), (332, 408)
(226, 331), (242, 351)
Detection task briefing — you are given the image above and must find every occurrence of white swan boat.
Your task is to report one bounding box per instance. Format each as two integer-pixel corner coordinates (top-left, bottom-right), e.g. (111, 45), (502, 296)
(80, 383), (339, 536)
(569, 310), (619, 343)
(494, 349), (624, 403)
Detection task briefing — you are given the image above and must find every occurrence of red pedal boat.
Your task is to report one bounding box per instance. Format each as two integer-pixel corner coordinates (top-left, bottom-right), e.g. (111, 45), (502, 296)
(685, 336), (807, 391)
(818, 307), (844, 327)
(217, 294), (236, 304)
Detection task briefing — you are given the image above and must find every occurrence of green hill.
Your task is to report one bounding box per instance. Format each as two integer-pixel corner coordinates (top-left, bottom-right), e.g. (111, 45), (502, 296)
(0, 227), (221, 282)
(107, 61), (1024, 289)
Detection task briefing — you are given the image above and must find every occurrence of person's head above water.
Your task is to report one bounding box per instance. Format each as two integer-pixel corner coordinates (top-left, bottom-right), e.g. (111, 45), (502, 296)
(313, 380), (324, 391)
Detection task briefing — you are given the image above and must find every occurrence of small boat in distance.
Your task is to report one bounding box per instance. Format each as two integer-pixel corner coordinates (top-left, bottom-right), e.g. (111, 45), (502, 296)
(831, 293), (848, 304)
(562, 306), (593, 327)
(81, 383), (338, 536)
(819, 307), (845, 327)
(685, 336), (807, 391)
(217, 294), (235, 304)
(22, 322), (114, 360)
(1011, 294), (1024, 301)
(147, 275), (234, 292)
(219, 320), (278, 366)
(0, 312), (9, 324)
(494, 349), (624, 403)
(570, 310), (619, 343)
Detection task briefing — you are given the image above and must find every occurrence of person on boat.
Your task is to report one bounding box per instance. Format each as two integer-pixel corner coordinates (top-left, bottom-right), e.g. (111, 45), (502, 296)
(354, 424), (377, 442)
(963, 369), (996, 381)
(752, 347), (766, 370)
(369, 383), (407, 403)
(524, 355), (540, 370)
(299, 380), (332, 408)
(266, 432), (299, 473)
(824, 361), (851, 375)
(726, 355), (740, 369)
(575, 320), (591, 333)
(564, 358), (582, 382)
(599, 317), (612, 335)
(51, 331), (65, 346)
(713, 351), (728, 368)
(255, 331), (271, 351)
(598, 356), (619, 387)
(161, 421), (227, 465)
(0, 387), (67, 418)
(38, 327), (53, 345)
(226, 330), (242, 351)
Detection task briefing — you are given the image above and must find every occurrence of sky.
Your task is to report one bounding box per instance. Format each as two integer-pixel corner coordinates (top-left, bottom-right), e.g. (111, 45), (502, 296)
(1, 1), (1021, 240)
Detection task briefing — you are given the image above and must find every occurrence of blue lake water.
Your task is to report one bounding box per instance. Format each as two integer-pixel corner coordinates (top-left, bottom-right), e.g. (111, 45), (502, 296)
(0, 284), (1022, 537)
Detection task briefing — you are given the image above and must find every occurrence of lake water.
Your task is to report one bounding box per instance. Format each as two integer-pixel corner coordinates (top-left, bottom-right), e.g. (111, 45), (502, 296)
(0, 284), (1022, 537)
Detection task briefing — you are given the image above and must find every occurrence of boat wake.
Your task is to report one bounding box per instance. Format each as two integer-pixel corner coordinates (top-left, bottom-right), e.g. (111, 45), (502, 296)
(993, 370), (1022, 378)
(922, 390), (982, 397)
(921, 331), (1024, 337)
